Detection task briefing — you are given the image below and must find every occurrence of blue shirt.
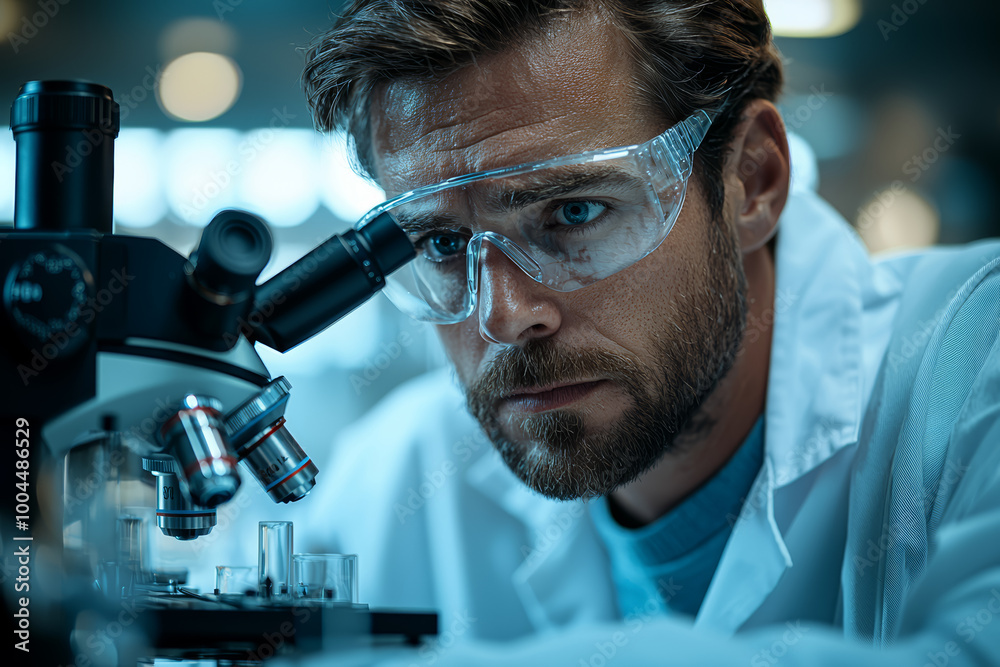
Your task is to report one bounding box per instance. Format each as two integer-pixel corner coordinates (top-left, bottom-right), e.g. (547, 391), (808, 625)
(591, 416), (765, 618)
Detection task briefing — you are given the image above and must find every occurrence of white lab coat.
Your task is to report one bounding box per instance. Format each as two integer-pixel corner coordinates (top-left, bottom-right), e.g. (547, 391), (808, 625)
(276, 182), (1000, 665)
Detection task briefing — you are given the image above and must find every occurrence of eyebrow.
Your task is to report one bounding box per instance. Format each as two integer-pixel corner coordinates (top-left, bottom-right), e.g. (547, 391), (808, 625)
(393, 167), (647, 235)
(486, 169), (647, 213)
(394, 211), (466, 235)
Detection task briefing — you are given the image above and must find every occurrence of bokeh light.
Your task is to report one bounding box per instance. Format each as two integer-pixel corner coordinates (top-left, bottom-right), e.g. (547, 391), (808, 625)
(238, 129), (321, 227)
(113, 129), (167, 229)
(0, 0), (21, 36)
(162, 128), (242, 225)
(159, 17), (237, 61)
(0, 131), (14, 222)
(319, 132), (386, 224)
(856, 187), (940, 253)
(765, 0), (861, 38)
(157, 52), (242, 122)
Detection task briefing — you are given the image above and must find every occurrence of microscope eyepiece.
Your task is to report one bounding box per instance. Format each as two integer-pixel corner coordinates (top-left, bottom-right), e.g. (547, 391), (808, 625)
(11, 80), (120, 233)
(189, 210), (273, 300)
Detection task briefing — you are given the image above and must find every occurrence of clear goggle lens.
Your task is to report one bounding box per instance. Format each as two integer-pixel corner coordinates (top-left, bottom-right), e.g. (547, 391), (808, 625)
(362, 110), (715, 324)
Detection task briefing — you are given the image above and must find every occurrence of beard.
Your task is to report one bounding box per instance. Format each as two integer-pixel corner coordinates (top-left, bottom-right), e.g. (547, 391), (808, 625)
(464, 214), (749, 501)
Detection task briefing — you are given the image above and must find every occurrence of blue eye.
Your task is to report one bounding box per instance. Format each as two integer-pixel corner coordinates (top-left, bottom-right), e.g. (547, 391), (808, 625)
(421, 233), (468, 262)
(555, 201), (608, 226)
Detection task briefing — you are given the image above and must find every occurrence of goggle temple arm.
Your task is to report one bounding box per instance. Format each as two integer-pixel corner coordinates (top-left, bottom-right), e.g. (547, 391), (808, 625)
(652, 109), (715, 183)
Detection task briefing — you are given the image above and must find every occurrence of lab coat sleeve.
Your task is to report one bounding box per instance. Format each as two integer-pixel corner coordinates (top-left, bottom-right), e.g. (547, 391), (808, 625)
(370, 514), (1000, 667)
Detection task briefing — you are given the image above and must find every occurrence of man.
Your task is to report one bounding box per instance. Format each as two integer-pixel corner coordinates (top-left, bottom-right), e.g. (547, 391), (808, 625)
(294, 0), (1000, 664)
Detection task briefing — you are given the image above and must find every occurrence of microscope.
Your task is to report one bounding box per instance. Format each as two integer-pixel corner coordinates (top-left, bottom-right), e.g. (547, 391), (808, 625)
(0, 81), (436, 665)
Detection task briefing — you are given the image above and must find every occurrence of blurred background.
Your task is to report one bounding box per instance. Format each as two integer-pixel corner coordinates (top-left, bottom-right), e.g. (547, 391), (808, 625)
(0, 0), (998, 570)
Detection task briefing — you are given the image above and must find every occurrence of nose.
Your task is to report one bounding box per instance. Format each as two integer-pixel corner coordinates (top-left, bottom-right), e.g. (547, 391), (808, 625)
(475, 240), (562, 344)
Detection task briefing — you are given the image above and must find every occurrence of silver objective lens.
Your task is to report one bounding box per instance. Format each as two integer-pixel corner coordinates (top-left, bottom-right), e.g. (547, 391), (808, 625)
(142, 455), (217, 540)
(225, 377), (318, 503)
(159, 395), (241, 508)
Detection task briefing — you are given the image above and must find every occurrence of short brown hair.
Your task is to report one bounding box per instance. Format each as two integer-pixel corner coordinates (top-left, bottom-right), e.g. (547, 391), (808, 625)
(302, 0), (783, 219)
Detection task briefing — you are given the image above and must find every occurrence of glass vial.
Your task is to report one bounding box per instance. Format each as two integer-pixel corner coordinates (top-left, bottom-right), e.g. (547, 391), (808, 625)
(258, 521), (293, 599)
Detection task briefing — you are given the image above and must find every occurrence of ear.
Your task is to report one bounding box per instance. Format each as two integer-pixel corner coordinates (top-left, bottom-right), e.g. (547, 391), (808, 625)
(725, 100), (790, 253)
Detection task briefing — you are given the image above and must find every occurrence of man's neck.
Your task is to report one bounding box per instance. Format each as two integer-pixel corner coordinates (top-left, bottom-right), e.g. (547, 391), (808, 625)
(609, 246), (776, 527)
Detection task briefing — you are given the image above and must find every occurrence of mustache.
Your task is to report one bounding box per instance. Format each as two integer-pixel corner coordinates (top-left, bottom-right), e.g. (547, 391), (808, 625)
(465, 339), (645, 416)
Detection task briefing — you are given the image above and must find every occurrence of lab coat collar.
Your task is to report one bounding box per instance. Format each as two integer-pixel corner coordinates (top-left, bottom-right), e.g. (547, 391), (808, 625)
(465, 188), (870, 633)
(696, 188), (869, 632)
(763, 189), (867, 489)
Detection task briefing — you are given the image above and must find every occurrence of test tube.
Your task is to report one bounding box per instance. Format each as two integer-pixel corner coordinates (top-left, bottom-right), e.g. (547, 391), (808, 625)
(258, 521), (293, 599)
(117, 514), (147, 595)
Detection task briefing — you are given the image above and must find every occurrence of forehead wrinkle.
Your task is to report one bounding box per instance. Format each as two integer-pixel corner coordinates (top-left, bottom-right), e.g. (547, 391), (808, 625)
(424, 113), (576, 157)
(378, 83), (543, 157)
(382, 115), (592, 192)
(374, 41), (543, 156)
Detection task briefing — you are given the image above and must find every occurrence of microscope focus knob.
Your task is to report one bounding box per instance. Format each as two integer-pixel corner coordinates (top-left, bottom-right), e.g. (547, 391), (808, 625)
(3, 245), (95, 357)
(141, 455), (177, 474)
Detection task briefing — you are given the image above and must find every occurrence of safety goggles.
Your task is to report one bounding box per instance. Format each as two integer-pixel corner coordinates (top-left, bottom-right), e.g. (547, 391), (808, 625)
(356, 109), (716, 324)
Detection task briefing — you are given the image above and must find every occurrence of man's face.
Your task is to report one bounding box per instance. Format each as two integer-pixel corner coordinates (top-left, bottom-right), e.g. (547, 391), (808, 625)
(370, 11), (747, 500)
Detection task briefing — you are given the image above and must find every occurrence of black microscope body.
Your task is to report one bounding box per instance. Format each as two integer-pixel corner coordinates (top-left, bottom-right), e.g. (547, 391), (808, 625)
(0, 80), (431, 665)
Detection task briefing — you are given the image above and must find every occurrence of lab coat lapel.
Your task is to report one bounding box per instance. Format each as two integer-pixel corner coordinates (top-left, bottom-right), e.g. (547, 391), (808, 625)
(763, 190), (866, 486)
(695, 459), (792, 633)
(697, 190), (867, 633)
(467, 452), (618, 631)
